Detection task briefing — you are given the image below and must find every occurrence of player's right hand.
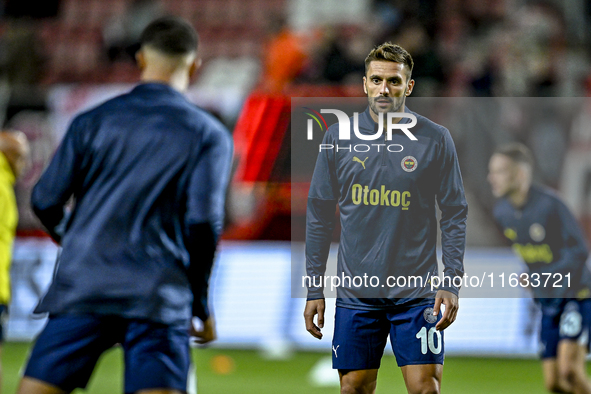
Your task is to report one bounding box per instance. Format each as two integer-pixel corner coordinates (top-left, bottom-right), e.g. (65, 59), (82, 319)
(304, 299), (325, 339)
(191, 316), (217, 344)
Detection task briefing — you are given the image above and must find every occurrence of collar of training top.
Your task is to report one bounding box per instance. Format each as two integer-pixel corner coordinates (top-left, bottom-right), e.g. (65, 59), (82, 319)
(357, 105), (412, 134)
(132, 82), (185, 98)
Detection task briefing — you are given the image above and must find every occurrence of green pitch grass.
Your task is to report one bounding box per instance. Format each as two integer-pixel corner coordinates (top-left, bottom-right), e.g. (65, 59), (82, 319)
(2, 342), (588, 393)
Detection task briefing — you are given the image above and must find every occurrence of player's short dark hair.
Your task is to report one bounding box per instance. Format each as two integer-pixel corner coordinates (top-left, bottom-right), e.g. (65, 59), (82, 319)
(140, 16), (198, 56)
(364, 42), (414, 79)
(494, 143), (535, 168)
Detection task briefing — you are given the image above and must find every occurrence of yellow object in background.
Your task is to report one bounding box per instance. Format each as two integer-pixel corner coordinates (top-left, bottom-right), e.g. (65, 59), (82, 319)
(0, 152), (18, 305)
(210, 354), (236, 375)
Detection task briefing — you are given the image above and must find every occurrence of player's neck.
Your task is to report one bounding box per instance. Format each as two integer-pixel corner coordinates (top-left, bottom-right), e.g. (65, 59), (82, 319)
(370, 110), (404, 124)
(508, 185), (530, 209)
(369, 102), (406, 124)
(140, 68), (189, 92)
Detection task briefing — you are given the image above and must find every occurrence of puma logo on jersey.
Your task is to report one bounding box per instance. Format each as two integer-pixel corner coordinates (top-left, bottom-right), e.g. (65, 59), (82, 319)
(353, 156), (368, 169)
(332, 345), (340, 358)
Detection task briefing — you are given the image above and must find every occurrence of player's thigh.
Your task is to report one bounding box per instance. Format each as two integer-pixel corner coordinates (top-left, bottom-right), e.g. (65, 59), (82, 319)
(122, 319), (191, 394)
(17, 377), (68, 394)
(389, 304), (444, 367)
(332, 307), (390, 370)
(339, 369), (378, 394)
(400, 364), (442, 394)
(22, 314), (119, 393)
(557, 340), (588, 375)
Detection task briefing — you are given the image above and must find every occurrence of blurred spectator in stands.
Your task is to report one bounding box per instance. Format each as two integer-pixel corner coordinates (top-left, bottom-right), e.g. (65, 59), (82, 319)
(317, 25), (369, 84)
(527, 109), (568, 188)
(102, 0), (163, 63)
(371, 0), (438, 43)
(2, 0), (59, 19)
(492, 2), (566, 97)
(371, 0), (402, 39)
(0, 21), (45, 127)
(0, 22), (44, 88)
(460, 0), (506, 33)
(259, 14), (309, 92)
(392, 20), (443, 96)
(299, 24), (371, 86)
(434, 0), (505, 96)
(435, 9), (468, 67)
(0, 130), (29, 393)
(436, 0), (583, 97)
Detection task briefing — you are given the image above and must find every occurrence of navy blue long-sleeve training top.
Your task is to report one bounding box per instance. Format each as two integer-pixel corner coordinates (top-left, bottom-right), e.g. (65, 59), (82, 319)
(31, 83), (233, 326)
(306, 106), (468, 310)
(493, 185), (591, 303)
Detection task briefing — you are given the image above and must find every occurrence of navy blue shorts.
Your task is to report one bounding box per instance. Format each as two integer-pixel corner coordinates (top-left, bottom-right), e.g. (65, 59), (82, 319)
(332, 304), (444, 369)
(23, 314), (191, 393)
(540, 299), (591, 359)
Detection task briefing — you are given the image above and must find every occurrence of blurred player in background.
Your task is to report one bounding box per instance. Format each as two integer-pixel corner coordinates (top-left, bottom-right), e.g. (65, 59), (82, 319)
(0, 130), (29, 393)
(17, 16), (233, 394)
(489, 143), (591, 394)
(304, 43), (467, 394)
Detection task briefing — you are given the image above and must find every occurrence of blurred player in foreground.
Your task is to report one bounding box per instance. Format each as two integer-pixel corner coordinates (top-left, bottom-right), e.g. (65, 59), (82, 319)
(0, 130), (29, 393)
(489, 143), (591, 394)
(304, 43), (467, 394)
(17, 16), (233, 394)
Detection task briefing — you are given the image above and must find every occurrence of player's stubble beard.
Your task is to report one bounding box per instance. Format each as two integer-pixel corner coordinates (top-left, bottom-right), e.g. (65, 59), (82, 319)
(368, 95), (406, 119)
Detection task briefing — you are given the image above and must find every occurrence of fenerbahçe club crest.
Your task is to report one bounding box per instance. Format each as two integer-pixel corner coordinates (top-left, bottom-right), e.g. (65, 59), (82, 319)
(401, 156), (418, 172)
(423, 307), (438, 323)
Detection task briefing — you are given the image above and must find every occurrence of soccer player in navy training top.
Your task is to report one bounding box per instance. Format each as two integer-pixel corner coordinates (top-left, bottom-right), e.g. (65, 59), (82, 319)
(489, 143), (591, 394)
(304, 43), (468, 394)
(17, 17), (233, 394)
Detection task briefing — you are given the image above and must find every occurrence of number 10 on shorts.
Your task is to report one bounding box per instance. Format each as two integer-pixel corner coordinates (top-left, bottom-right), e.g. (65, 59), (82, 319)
(416, 327), (442, 355)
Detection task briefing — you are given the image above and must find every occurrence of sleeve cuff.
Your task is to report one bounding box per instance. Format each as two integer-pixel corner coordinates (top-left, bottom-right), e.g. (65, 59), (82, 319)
(306, 288), (324, 300)
(439, 285), (460, 297)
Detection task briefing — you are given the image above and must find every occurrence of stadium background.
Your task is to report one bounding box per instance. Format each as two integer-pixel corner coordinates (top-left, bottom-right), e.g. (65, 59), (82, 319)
(1, 0), (591, 392)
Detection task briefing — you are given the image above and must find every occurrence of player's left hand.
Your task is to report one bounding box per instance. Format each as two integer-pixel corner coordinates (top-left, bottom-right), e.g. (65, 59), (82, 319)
(304, 299), (325, 340)
(191, 316), (217, 344)
(433, 290), (459, 331)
